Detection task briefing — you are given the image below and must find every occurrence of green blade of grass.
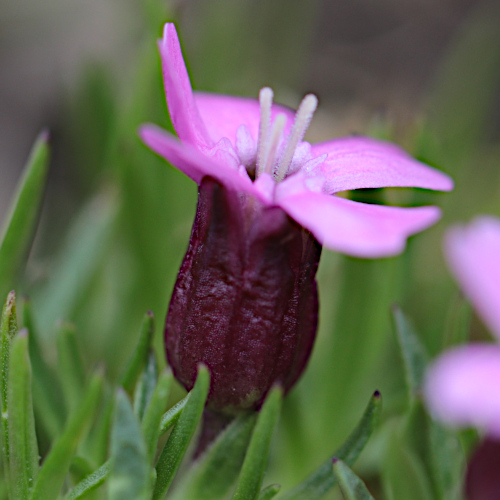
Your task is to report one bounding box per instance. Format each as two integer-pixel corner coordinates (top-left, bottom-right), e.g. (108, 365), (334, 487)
(0, 291), (17, 473)
(232, 386), (283, 500)
(7, 329), (39, 500)
(153, 365), (210, 500)
(21, 297), (65, 441)
(174, 412), (257, 500)
(65, 461), (111, 500)
(30, 372), (103, 500)
(392, 306), (428, 402)
(332, 459), (375, 500)
(281, 391), (382, 500)
(0, 132), (50, 301)
(141, 370), (172, 463)
(133, 350), (158, 421)
(35, 191), (117, 336)
(258, 484), (281, 500)
(159, 393), (190, 436)
(120, 311), (155, 394)
(108, 389), (150, 500)
(56, 321), (86, 414)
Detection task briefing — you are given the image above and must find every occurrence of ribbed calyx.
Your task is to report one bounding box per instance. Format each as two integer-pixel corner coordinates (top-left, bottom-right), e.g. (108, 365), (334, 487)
(165, 177), (321, 412)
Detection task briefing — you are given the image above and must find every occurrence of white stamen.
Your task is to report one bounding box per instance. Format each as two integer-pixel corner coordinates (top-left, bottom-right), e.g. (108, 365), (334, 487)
(263, 114), (287, 176)
(235, 124), (256, 166)
(255, 87), (274, 177)
(275, 94), (318, 182)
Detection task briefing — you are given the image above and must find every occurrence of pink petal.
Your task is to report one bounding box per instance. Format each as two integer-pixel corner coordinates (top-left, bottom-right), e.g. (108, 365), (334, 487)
(194, 92), (295, 147)
(276, 191), (441, 258)
(139, 124), (262, 200)
(159, 23), (211, 147)
(311, 136), (453, 193)
(425, 344), (500, 437)
(445, 217), (500, 341)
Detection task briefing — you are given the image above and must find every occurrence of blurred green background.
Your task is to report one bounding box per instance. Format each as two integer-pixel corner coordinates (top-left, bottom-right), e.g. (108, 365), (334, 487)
(1, 0), (500, 498)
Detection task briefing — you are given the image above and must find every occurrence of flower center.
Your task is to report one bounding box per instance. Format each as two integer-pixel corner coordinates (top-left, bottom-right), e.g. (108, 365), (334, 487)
(236, 88), (319, 183)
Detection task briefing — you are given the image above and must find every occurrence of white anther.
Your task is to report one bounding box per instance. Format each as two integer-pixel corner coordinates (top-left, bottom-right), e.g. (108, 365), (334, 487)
(235, 124), (256, 166)
(255, 87), (274, 177)
(275, 94), (318, 182)
(263, 114), (287, 176)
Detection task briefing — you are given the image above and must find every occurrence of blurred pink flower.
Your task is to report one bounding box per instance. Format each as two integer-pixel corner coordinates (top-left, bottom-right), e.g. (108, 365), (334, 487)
(425, 217), (500, 436)
(140, 23), (453, 259)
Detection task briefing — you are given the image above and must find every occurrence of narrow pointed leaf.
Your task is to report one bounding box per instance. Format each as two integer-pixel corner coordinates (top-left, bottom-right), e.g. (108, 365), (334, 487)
(30, 372), (103, 500)
(0, 291), (17, 471)
(159, 393), (190, 435)
(7, 329), (38, 500)
(174, 413), (257, 500)
(232, 386), (282, 500)
(35, 191), (117, 335)
(0, 132), (50, 300)
(383, 427), (434, 500)
(108, 389), (150, 500)
(120, 311), (155, 393)
(153, 365), (209, 500)
(133, 350), (158, 421)
(392, 306), (428, 401)
(21, 298), (65, 439)
(443, 294), (471, 348)
(258, 484), (281, 500)
(65, 461), (111, 500)
(332, 459), (374, 500)
(428, 420), (464, 500)
(141, 370), (172, 463)
(281, 391), (382, 500)
(57, 321), (86, 414)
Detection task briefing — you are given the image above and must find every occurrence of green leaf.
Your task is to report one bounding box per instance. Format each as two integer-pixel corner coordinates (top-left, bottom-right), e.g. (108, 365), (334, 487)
(392, 306), (428, 402)
(281, 390), (382, 500)
(332, 459), (374, 500)
(35, 191), (117, 335)
(7, 329), (39, 500)
(428, 420), (464, 500)
(57, 321), (86, 414)
(133, 350), (158, 421)
(21, 297), (65, 440)
(0, 132), (50, 301)
(120, 311), (155, 393)
(30, 372), (103, 500)
(0, 291), (17, 471)
(258, 484), (281, 500)
(141, 370), (172, 463)
(383, 426), (434, 500)
(108, 389), (150, 500)
(443, 293), (471, 348)
(232, 386), (282, 500)
(65, 461), (111, 500)
(159, 393), (190, 436)
(174, 412), (257, 500)
(153, 365), (210, 500)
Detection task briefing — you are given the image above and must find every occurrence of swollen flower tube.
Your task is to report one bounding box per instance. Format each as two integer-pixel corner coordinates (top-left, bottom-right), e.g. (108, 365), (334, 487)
(140, 23), (453, 412)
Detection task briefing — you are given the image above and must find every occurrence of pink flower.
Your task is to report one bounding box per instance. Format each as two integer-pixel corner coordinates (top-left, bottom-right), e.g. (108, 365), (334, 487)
(139, 23), (453, 411)
(140, 23), (453, 260)
(425, 217), (500, 435)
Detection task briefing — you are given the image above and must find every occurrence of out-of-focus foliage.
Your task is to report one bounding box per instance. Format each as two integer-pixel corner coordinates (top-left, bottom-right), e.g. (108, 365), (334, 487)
(0, 0), (499, 498)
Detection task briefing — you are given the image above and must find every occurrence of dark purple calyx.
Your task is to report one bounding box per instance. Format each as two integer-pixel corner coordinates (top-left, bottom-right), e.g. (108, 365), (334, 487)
(465, 436), (500, 500)
(165, 176), (321, 413)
